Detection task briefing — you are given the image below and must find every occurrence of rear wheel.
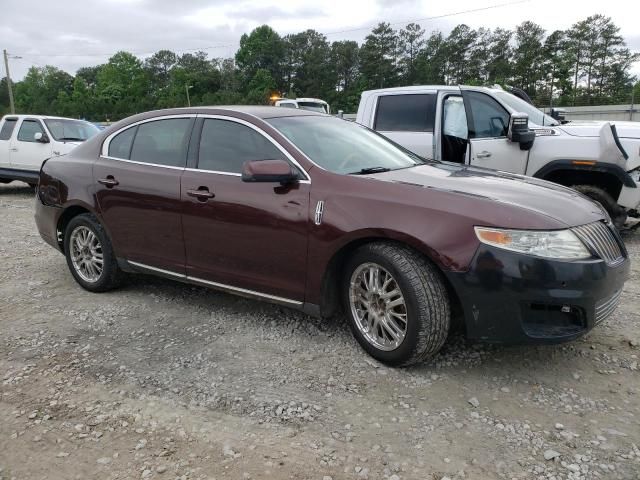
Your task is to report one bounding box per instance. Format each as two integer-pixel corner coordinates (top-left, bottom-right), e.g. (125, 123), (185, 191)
(63, 213), (124, 292)
(343, 242), (450, 366)
(572, 184), (626, 229)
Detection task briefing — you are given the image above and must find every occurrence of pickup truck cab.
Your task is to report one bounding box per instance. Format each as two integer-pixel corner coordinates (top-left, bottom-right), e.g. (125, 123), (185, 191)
(0, 114), (100, 186)
(356, 86), (640, 227)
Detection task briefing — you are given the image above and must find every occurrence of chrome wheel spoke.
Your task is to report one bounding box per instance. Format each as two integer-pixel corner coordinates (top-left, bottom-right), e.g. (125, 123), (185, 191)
(349, 262), (407, 352)
(69, 226), (103, 283)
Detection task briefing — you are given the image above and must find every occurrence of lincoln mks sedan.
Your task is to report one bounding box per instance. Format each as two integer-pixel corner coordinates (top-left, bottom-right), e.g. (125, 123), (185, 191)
(35, 106), (629, 366)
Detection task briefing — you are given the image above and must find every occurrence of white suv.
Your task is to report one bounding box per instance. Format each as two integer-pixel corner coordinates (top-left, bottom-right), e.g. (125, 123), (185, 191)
(0, 115), (100, 186)
(356, 85), (640, 227)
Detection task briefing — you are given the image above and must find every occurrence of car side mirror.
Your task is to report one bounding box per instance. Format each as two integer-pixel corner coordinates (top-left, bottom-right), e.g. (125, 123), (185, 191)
(34, 132), (49, 143)
(508, 112), (535, 151)
(242, 159), (299, 185)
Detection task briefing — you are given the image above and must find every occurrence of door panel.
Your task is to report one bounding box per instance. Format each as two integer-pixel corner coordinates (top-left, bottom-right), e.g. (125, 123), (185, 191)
(181, 171), (309, 301)
(10, 119), (52, 171)
(0, 118), (18, 168)
(94, 158), (185, 273)
(462, 90), (529, 174)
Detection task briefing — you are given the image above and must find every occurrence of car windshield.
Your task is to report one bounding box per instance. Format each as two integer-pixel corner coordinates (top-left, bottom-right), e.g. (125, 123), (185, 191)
(494, 91), (559, 127)
(267, 115), (426, 174)
(43, 119), (100, 142)
(296, 102), (328, 113)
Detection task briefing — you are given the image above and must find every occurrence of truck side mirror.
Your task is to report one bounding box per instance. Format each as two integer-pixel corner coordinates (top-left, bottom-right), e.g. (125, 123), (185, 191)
(550, 108), (567, 123)
(508, 112), (535, 151)
(34, 132), (50, 143)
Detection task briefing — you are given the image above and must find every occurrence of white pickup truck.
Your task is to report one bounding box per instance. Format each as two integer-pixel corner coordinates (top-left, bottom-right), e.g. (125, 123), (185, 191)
(356, 85), (640, 227)
(0, 115), (100, 187)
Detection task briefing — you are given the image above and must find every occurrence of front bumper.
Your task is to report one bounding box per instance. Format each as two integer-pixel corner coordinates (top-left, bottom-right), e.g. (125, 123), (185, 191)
(445, 245), (630, 344)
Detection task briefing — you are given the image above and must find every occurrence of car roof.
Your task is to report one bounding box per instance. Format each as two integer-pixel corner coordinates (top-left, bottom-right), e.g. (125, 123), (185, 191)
(361, 85), (501, 96)
(0, 114), (90, 121)
(134, 105), (326, 120)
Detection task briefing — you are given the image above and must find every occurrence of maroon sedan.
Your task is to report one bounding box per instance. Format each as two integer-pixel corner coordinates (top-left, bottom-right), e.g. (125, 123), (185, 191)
(35, 107), (629, 366)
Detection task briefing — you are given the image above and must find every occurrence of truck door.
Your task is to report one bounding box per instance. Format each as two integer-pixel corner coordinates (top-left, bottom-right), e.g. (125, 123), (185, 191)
(373, 92), (437, 159)
(9, 118), (53, 172)
(0, 117), (19, 169)
(461, 90), (529, 174)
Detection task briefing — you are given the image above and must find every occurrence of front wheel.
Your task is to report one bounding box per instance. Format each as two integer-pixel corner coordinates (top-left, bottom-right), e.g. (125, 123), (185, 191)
(343, 242), (450, 366)
(63, 213), (124, 292)
(572, 185), (627, 229)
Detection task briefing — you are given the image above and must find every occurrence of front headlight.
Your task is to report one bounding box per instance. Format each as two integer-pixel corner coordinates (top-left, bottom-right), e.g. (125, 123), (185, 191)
(474, 227), (591, 260)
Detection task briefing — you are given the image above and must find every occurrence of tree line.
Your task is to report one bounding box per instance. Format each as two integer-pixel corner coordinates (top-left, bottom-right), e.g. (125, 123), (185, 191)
(1, 14), (638, 121)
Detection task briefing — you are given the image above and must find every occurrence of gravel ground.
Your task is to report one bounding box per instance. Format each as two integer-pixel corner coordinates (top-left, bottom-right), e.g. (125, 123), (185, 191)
(1, 182), (639, 480)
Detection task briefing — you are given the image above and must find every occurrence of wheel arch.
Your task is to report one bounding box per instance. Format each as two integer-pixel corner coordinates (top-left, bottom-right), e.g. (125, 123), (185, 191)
(56, 202), (99, 249)
(533, 160), (634, 201)
(316, 233), (462, 321)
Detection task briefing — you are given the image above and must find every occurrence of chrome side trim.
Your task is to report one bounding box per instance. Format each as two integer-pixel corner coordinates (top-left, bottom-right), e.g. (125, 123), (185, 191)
(126, 260), (303, 306)
(314, 200), (324, 225)
(128, 260), (186, 278)
(184, 168), (241, 177)
(100, 155), (186, 170)
(186, 275), (302, 306)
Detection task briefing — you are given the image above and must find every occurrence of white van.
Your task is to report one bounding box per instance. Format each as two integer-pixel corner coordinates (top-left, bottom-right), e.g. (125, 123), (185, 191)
(274, 98), (331, 114)
(0, 115), (100, 186)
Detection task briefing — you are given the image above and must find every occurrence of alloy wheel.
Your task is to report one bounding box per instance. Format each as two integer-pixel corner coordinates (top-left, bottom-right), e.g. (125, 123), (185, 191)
(69, 226), (104, 283)
(349, 262), (408, 351)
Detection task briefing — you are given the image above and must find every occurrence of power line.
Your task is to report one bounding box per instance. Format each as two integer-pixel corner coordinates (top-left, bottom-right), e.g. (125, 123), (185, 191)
(9, 0), (531, 60)
(322, 0), (533, 36)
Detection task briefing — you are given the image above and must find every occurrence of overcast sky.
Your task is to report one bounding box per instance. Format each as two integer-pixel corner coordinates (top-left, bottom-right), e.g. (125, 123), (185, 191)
(2, 0), (639, 81)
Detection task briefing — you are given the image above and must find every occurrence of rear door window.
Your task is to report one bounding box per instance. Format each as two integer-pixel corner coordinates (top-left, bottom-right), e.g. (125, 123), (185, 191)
(0, 118), (18, 140)
(17, 119), (45, 142)
(129, 118), (192, 167)
(197, 119), (284, 174)
(108, 126), (137, 159)
(374, 94), (437, 132)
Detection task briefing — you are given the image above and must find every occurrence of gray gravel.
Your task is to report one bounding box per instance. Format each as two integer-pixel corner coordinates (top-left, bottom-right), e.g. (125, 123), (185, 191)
(1, 182), (639, 479)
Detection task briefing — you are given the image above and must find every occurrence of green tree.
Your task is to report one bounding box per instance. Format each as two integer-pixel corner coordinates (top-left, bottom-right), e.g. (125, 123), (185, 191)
(96, 51), (150, 118)
(512, 21), (545, 98)
(398, 23), (425, 83)
(236, 25), (284, 91)
(245, 68), (276, 104)
(360, 22), (399, 88)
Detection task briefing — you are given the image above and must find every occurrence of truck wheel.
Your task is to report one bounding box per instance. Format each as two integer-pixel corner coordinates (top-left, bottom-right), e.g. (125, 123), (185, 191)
(63, 213), (124, 292)
(572, 185), (627, 229)
(343, 242), (450, 367)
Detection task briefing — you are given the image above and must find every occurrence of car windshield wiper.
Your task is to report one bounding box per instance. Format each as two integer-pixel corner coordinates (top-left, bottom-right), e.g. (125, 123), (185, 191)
(58, 137), (85, 141)
(349, 166), (391, 175)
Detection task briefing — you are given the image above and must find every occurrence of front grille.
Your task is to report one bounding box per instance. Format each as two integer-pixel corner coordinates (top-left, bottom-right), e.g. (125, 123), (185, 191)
(572, 221), (625, 266)
(595, 289), (623, 324)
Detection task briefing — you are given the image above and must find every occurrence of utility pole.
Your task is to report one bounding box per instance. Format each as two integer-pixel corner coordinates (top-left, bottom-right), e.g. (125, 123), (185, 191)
(3, 49), (16, 114)
(185, 84), (193, 108)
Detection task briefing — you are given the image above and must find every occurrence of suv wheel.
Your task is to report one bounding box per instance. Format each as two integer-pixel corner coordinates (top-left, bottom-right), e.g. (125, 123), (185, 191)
(63, 213), (123, 292)
(572, 185), (627, 229)
(343, 242), (450, 366)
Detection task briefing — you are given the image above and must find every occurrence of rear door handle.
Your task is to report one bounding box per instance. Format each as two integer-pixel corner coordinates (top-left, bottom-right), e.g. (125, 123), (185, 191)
(9, 147), (18, 152)
(187, 187), (215, 201)
(476, 151), (492, 159)
(98, 176), (119, 188)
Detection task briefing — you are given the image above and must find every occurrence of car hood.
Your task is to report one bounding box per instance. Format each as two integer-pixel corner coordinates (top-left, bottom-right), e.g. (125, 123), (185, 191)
(558, 121), (640, 139)
(368, 162), (605, 228)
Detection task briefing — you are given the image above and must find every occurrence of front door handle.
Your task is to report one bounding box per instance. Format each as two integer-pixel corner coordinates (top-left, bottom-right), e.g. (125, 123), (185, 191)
(476, 151), (492, 159)
(98, 176), (119, 188)
(9, 147), (18, 152)
(187, 187), (215, 201)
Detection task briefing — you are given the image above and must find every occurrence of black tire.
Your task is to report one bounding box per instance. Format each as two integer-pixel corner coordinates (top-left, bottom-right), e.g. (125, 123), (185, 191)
(572, 184), (627, 229)
(63, 213), (124, 292)
(342, 242), (450, 367)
